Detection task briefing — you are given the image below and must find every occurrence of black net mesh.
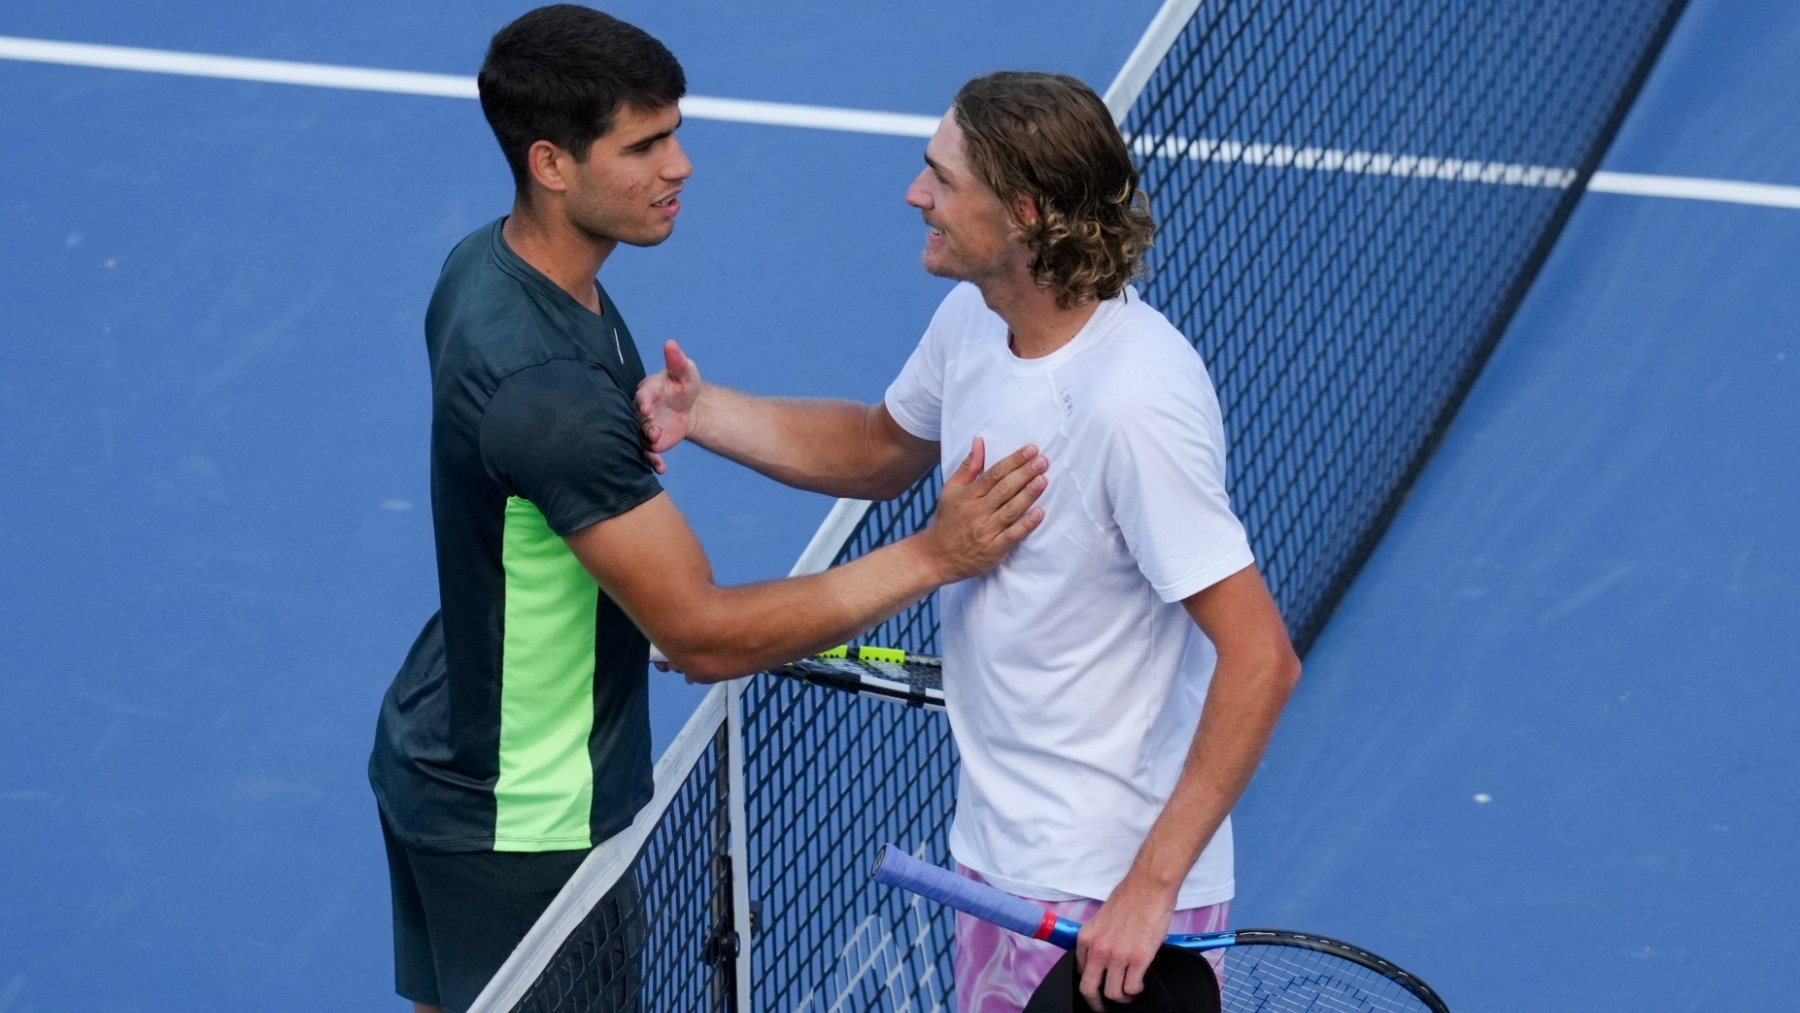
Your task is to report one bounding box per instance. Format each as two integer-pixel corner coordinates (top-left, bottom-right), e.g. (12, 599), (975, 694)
(741, 478), (955, 1011)
(508, 721), (735, 1013)
(1126, 0), (1686, 650)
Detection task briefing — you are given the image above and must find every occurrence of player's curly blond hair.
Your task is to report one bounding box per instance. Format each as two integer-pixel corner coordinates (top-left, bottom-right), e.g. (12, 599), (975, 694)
(952, 72), (1156, 309)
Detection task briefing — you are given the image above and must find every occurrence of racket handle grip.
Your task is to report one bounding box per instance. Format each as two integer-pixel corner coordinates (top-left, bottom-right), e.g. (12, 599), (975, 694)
(872, 844), (1080, 949)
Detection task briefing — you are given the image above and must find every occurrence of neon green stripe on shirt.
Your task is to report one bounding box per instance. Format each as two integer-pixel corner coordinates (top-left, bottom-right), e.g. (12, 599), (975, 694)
(494, 496), (597, 850)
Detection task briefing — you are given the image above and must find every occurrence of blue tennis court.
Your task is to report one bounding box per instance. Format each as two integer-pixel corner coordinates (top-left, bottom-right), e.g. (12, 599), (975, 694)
(2, 1), (1795, 1010)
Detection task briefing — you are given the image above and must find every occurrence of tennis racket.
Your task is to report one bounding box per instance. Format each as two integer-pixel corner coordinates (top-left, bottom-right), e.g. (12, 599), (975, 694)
(769, 645), (944, 709)
(648, 643), (944, 707)
(872, 844), (1450, 1012)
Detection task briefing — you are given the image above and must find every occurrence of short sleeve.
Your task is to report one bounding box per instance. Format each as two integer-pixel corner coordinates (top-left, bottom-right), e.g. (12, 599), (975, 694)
(884, 286), (977, 442)
(479, 359), (662, 535)
(1102, 358), (1255, 603)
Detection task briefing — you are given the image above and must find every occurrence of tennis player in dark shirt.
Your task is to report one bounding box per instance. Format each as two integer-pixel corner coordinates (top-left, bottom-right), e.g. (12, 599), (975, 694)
(368, 7), (1048, 1011)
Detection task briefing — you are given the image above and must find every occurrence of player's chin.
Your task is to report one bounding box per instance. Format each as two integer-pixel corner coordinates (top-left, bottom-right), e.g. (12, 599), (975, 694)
(623, 222), (678, 249)
(920, 253), (961, 280)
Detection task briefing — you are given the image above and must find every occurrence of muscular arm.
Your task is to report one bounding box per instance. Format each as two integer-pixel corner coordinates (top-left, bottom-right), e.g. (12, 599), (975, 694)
(566, 438), (1045, 683)
(693, 385), (935, 499)
(638, 339), (936, 499)
(1075, 564), (1302, 1009)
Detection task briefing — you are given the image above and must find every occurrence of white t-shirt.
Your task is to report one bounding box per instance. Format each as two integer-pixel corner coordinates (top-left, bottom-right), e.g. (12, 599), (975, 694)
(885, 282), (1255, 908)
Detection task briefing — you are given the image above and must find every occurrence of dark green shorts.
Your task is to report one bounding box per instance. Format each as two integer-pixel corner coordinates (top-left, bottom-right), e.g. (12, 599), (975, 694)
(379, 810), (642, 1012)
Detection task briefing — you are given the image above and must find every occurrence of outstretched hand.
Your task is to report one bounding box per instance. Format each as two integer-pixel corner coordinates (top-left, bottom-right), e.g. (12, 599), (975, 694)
(918, 437), (1048, 583)
(635, 339), (704, 474)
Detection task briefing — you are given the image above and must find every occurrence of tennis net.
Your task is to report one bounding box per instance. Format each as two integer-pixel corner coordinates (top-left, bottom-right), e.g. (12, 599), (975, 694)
(471, 0), (1687, 1008)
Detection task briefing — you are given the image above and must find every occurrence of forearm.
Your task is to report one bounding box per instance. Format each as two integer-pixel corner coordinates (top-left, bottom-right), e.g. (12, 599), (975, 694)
(577, 446), (1041, 684)
(1075, 570), (1299, 1007)
(693, 385), (914, 499)
(658, 535), (944, 682)
(1123, 651), (1301, 898)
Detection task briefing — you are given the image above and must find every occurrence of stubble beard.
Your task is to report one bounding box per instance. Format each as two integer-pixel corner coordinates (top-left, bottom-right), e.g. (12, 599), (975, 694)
(920, 239), (975, 282)
(921, 253), (959, 280)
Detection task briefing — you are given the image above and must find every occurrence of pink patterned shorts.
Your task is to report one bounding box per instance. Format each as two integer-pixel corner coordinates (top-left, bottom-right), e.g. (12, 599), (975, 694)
(952, 863), (1229, 1013)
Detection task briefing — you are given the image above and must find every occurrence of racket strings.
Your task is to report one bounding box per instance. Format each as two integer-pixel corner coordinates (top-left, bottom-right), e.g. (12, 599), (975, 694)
(1220, 943), (1439, 1011)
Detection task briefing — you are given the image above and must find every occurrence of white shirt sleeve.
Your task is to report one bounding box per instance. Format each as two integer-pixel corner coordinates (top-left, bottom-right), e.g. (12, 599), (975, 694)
(1102, 352), (1255, 603)
(884, 286), (974, 442)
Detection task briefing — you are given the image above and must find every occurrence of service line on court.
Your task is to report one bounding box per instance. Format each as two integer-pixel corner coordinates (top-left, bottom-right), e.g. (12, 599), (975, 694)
(5, 34), (1798, 210)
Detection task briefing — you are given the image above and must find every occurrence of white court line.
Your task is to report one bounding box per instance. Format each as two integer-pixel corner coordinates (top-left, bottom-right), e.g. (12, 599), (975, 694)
(1131, 133), (1580, 189)
(1588, 170), (1800, 210)
(0, 35), (479, 97)
(0, 34), (941, 136)
(4, 34), (1799, 209)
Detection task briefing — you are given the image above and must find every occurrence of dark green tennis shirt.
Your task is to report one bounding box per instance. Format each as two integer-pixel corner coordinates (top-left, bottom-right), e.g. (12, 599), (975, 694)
(371, 218), (660, 853)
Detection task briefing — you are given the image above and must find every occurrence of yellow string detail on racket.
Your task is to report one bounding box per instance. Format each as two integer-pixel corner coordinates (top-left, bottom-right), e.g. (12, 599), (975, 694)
(820, 645), (907, 664)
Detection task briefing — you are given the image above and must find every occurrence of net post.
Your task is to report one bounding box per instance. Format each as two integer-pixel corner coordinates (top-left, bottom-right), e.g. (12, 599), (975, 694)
(1102, 0), (1205, 123)
(725, 677), (754, 1012)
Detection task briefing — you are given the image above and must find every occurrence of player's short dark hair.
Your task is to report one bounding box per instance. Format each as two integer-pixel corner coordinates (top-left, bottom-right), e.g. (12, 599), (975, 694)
(952, 71), (1156, 308)
(478, 5), (686, 196)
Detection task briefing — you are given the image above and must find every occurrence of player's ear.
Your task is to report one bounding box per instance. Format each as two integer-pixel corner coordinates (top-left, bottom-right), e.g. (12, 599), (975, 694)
(1010, 194), (1040, 238)
(527, 140), (573, 194)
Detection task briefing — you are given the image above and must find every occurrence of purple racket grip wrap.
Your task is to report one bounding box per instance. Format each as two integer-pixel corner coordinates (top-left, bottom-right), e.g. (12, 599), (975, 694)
(872, 844), (1081, 948)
